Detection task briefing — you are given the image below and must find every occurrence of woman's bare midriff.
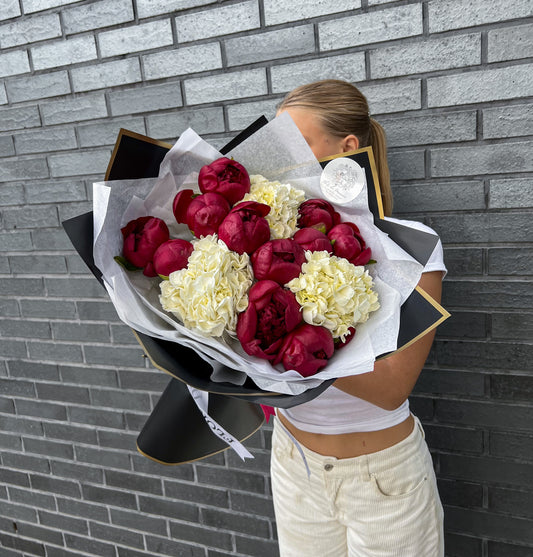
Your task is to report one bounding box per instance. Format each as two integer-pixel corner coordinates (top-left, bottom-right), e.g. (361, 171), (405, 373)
(277, 411), (415, 459)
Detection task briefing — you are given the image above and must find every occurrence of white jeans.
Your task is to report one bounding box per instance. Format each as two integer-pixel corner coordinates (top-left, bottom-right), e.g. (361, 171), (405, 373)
(270, 416), (444, 557)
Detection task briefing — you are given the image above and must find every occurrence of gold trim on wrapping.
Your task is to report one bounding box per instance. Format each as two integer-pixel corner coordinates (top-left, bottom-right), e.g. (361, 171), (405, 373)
(104, 128), (173, 181)
(135, 421), (263, 466)
(318, 146), (385, 219)
(131, 329), (283, 398)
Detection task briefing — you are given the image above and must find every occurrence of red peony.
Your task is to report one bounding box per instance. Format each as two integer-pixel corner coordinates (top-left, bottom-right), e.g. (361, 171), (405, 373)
(218, 201), (271, 255)
(198, 157), (251, 205)
(121, 216), (169, 275)
(293, 228), (332, 254)
(237, 280), (302, 361)
(297, 198), (341, 233)
(185, 192), (230, 238)
(151, 239), (194, 278)
(251, 238), (306, 284)
(328, 222), (372, 266)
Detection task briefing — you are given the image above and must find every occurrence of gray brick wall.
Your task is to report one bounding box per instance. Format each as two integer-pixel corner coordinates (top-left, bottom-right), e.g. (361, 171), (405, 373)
(0, 1), (532, 556)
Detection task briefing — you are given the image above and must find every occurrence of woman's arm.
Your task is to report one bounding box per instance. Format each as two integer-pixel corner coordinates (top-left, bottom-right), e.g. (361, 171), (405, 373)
(333, 270), (443, 411)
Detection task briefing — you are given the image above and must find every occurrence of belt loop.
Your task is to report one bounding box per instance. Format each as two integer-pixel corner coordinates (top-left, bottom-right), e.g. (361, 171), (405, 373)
(360, 454), (371, 482)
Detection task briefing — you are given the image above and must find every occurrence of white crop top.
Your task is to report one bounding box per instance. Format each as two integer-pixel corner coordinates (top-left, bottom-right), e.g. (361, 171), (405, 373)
(279, 218), (447, 434)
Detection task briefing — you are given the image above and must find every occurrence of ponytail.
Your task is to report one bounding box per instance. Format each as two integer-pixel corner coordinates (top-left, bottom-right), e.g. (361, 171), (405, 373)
(369, 118), (393, 217)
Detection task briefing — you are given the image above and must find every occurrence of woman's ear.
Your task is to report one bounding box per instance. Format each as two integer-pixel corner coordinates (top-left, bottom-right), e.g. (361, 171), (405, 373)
(341, 134), (359, 152)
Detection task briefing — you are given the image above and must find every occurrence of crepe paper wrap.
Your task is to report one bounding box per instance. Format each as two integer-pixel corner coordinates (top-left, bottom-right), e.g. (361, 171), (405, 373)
(92, 113), (424, 396)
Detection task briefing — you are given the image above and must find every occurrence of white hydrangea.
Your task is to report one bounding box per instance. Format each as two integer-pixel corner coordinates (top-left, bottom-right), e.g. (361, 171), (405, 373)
(243, 174), (306, 239)
(286, 250), (380, 341)
(159, 235), (252, 337)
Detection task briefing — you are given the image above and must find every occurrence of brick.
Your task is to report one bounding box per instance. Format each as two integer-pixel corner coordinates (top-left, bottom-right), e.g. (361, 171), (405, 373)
(431, 141), (533, 177)
(0, 319), (51, 339)
(319, 4), (422, 51)
(226, 25), (314, 66)
(0, 0), (21, 19)
(428, 0), (533, 32)
(0, 230), (33, 251)
(28, 341), (83, 363)
(0, 415), (43, 436)
(57, 200), (93, 221)
(39, 510), (88, 535)
(63, 0), (134, 34)
(437, 340), (533, 370)
(230, 491), (275, 519)
(176, 1), (259, 43)
(27, 184), (86, 207)
(490, 486), (533, 518)
(90, 521), (144, 549)
(265, 0), (360, 25)
(491, 374), (533, 403)
(488, 541), (533, 557)
(0, 377), (35, 397)
(489, 247), (533, 275)
(0, 105), (41, 132)
(371, 34), (480, 79)
(445, 506), (533, 545)
(5, 205), (60, 229)
(428, 64), (533, 107)
(41, 94), (107, 125)
(45, 277), (106, 298)
(105, 469), (162, 495)
(0, 534), (44, 556)
(110, 508), (166, 537)
(381, 110), (477, 147)
(8, 360), (58, 380)
(388, 149), (425, 181)
(0, 277), (45, 296)
(69, 406), (125, 429)
(0, 502), (37, 524)
(3, 451), (51, 474)
(9, 486), (56, 510)
(0, 13), (61, 47)
(23, 437), (74, 460)
(235, 535), (281, 556)
(110, 324), (142, 345)
(0, 184), (24, 207)
(145, 535), (205, 557)
(0, 83), (6, 104)
(23, 0), (83, 12)
(425, 423), (484, 454)
(36, 382), (90, 405)
(271, 53), (366, 94)
(49, 149), (110, 178)
(361, 80), (422, 115)
(32, 36), (97, 71)
(118, 370), (168, 392)
(483, 103), (533, 139)
(91, 388), (151, 411)
(14, 126), (76, 155)
(0, 469), (30, 488)
(394, 180), (485, 215)
(443, 247), (483, 276)
(492, 313), (533, 341)
(143, 43), (222, 81)
(428, 212), (533, 245)
(137, 0), (215, 18)
(64, 533), (116, 557)
(147, 107), (224, 140)
(98, 19), (173, 58)
(98, 429), (137, 450)
(415, 368), (485, 396)
(445, 532), (482, 556)
(84, 344), (145, 367)
(43, 422), (98, 445)
(10, 254), (67, 274)
(77, 117), (146, 147)
(109, 82), (183, 116)
(184, 68), (267, 105)
(0, 431), (23, 450)
(196, 465), (265, 494)
(51, 460), (104, 484)
(0, 134), (15, 156)
(60, 365), (118, 388)
(71, 58), (141, 93)
(6, 71), (71, 103)
(436, 399), (533, 433)
(0, 50), (30, 78)
(202, 507), (271, 537)
(138, 494), (198, 521)
(57, 497), (109, 522)
(76, 447), (130, 470)
(164, 479), (228, 508)
(77, 300), (120, 321)
(52, 322), (110, 343)
(491, 430), (533, 462)
(226, 99), (279, 131)
(170, 521), (233, 550)
(2, 157), (49, 181)
(488, 23), (533, 62)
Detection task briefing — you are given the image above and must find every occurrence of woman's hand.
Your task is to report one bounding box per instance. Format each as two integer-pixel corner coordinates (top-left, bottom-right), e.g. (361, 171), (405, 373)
(333, 270), (444, 410)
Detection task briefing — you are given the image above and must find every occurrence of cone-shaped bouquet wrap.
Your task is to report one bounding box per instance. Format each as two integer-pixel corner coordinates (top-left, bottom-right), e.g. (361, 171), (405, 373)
(63, 114), (449, 464)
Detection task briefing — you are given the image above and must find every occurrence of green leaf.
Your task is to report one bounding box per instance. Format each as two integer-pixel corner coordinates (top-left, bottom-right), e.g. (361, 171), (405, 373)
(367, 259), (377, 265)
(114, 256), (142, 272)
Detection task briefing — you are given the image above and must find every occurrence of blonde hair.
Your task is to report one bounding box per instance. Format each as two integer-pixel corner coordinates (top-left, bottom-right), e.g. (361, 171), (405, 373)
(278, 80), (393, 216)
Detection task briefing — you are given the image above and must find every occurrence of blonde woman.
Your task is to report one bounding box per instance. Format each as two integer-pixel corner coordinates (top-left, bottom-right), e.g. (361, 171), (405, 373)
(272, 80), (446, 557)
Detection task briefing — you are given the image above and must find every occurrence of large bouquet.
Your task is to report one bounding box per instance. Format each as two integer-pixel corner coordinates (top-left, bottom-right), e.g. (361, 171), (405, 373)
(92, 113), (423, 397)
